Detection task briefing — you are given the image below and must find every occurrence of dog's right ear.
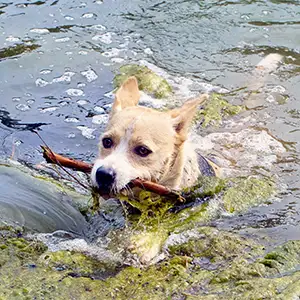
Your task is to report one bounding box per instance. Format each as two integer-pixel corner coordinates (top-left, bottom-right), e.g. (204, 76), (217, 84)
(111, 76), (140, 114)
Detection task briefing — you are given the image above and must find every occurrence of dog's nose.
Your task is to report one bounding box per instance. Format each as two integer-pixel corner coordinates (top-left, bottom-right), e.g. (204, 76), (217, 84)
(95, 166), (116, 192)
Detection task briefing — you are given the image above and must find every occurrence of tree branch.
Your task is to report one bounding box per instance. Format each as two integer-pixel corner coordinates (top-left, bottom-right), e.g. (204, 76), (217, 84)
(41, 145), (184, 201)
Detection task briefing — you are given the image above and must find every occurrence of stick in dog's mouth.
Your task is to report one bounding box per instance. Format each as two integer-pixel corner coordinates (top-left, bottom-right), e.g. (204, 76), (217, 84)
(41, 145), (184, 201)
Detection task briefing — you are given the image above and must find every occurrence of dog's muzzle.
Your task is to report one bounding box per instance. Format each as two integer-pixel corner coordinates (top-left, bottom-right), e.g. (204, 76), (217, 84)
(95, 166), (116, 193)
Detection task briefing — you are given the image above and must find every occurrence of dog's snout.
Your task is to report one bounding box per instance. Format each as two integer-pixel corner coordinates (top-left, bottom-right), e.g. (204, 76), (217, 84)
(95, 166), (116, 191)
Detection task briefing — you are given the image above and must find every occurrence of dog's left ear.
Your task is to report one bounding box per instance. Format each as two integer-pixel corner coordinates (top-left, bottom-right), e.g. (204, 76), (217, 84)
(111, 76), (140, 114)
(169, 94), (209, 139)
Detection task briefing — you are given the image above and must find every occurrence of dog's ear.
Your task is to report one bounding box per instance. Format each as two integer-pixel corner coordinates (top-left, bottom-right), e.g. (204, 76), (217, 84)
(169, 94), (209, 139)
(111, 76), (140, 114)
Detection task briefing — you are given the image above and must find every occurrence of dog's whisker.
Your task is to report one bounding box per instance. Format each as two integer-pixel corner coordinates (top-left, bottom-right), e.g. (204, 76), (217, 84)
(127, 185), (134, 198)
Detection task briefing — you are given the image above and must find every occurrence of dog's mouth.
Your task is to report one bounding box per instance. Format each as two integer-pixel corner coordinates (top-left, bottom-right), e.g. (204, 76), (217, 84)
(95, 181), (136, 199)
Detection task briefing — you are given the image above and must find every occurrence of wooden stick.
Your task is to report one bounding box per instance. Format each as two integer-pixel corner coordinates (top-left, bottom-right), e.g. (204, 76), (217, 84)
(41, 145), (92, 173)
(41, 145), (183, 200)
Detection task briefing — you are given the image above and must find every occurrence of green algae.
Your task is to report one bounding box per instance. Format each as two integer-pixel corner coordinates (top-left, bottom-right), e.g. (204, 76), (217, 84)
(40, 250), (119, 278)
(0, 227), (210, 299)
(183, 239), (300, 299)
(210, 240), (300, 288)
(0, 229), (47, 269)
(223, 176), (276, 214)
(204, 240), (300, 299)
(112, 175), (275, 264)
(182, 176), (226, 200)
(259, 240), (300, 275)
(0, 43), (40, 60)
(1, 224), (300, 299)
(114, 64), (173, 98)
(124, 175), (275, 230)
(168, 227), (264, 262)
(195, 93), (245, 127)
(0, 164), (286, 299)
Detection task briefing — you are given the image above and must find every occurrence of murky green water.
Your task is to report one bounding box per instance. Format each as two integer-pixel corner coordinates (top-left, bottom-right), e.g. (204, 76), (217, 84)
(0, 0), (299, 241)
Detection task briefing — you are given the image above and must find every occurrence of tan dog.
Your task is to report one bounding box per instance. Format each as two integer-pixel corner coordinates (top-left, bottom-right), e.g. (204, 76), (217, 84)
(91, 76), (217, 194)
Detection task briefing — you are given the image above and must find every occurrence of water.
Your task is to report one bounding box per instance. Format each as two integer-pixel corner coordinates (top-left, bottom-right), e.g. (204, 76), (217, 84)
(0, 162), (87, 233)
(0, 1), (299, 241)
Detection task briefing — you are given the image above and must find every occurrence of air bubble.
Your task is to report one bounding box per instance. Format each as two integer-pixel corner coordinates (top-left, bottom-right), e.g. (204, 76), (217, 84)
(66, 89), (84, 96)
(6, 36), (20, 42)
(81, 13), (96, 19)
(16, 103), (30, 111)
(26, 99), (35, 105)
(77, 126), (96, 139)
(77, 99), (89, 106)
(92, 114), (109, 125)
(52, 71), (75, 83)
(39, 106), (59, 113)
(68, 133), (76, 138)
(65, 117), (80, 123)
(30, 28), (50, 34)
(55, 37), (70, 43)
(65, 15), (74, 21)
(94, 106), (105, 114)
(81, 68), (98, 82)
(35, 78), (50, 87)
(40, 69), (52, 75)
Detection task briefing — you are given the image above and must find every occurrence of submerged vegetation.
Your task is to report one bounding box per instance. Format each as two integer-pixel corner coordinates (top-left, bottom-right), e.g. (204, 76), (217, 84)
(0, 42), (40, 60)
(0, 166), (281, 299)
(1, 223), (300, 299)
(195, 93), (245, 127)
(114, 64), (173, 98)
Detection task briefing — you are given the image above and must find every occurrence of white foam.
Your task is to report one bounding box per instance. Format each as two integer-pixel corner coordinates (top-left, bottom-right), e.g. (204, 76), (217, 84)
(6, 36), (20, 42)
(92, 32), (113, 44)
(77, 99), (89, 106)
(91, 24), (106, 31)
(66, 88), (84, 97)
(15, 103), (30, 111)
(35, 78), (50, 87)
(81, 68), (98, 82)
(77, 126), (96, 139)
(81, 13), (96, 19)
(102, 48), (122, 57)
(65, 117), (79, 123)
(92, 114), (109, 125)
(52, 71), (75, 83)
(39, 106), (59, 113)
(55, 37), (71, 43)
(94, 106), (105, 114)
(40, 69), (52, 75)
(30, 28), (50, 34)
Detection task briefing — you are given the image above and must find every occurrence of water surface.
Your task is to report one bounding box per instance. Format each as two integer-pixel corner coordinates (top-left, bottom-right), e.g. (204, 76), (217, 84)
(0, 0), (299, 240)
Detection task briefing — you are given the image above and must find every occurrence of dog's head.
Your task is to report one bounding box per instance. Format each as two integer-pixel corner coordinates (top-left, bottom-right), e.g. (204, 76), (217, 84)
(91, 76), (208, 194)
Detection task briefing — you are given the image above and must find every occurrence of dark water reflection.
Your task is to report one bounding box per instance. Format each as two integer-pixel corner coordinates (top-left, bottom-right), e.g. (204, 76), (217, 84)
(0, 164), (87, 233)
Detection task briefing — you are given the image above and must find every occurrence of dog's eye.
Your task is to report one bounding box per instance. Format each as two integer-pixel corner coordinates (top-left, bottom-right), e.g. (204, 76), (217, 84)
(134, 146), (152, 157)
(102, 138), (113, 149)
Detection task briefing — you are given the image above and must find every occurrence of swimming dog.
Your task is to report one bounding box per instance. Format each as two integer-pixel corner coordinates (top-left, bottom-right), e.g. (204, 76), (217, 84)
(91, 76), (218, 194)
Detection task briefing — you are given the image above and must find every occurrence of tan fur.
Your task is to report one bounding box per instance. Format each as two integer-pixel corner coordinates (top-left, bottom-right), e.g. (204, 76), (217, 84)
(91, 76), (210, 191)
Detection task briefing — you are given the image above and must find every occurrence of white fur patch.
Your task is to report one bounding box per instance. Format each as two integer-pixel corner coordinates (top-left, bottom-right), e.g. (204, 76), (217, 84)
(91, 122), (140, 191)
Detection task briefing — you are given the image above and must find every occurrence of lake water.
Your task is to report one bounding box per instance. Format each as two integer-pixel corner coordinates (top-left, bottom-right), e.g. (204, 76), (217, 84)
(0, 0), (299, 241)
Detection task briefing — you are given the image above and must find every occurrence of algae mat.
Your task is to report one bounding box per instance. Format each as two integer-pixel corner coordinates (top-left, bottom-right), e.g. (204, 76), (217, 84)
(1, 171), (299, 299)
(1, 227), (300, 299)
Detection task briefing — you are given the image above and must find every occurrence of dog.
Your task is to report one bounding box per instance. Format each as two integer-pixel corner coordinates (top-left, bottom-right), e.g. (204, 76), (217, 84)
(91, 76), (219, 194)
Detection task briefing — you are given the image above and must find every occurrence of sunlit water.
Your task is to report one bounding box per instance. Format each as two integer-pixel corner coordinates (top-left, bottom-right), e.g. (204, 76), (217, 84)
(0, 0), (299, 243)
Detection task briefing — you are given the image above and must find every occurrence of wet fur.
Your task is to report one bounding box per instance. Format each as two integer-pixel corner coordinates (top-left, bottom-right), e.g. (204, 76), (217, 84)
(91, 76), (209, 191)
